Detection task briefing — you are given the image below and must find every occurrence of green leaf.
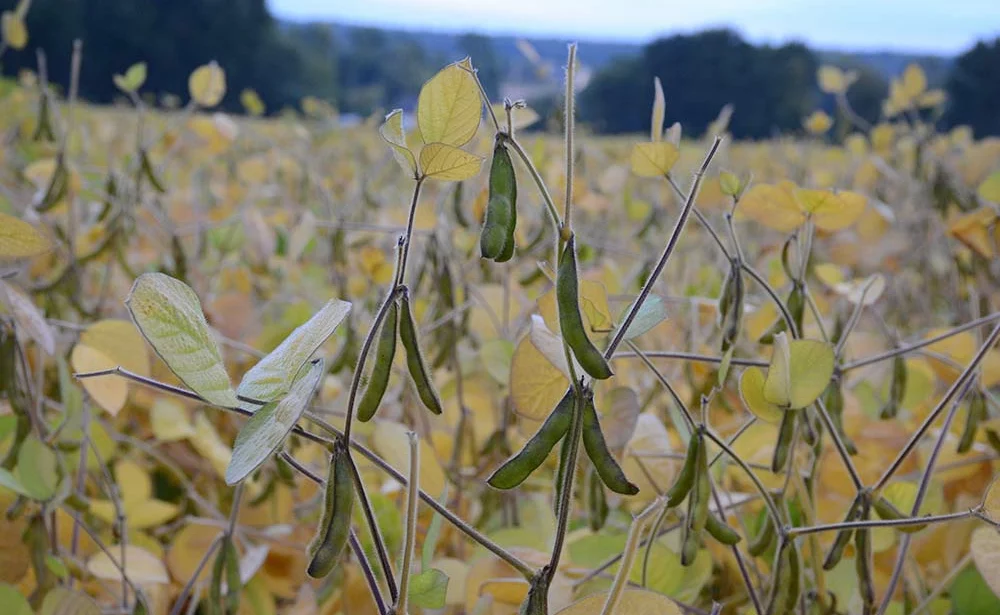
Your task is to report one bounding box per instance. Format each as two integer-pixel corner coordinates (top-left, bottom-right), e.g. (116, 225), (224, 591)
(40, 587), (101, 615)
(408, 568), (449, 609)
(45, 554), (69, 579)
(237, 299), (350, 403)
(614, 294), (668, 341)
(125, 273), (238, 407)
(226, 359), (325, 485)
(0, 468), (29, 498)
(16, 435), (59, 500)
(417, 60), (481, 148)
(952, 565), (1000, 615)
(0, 584), (32, 615)
(113, 62), (147, 93)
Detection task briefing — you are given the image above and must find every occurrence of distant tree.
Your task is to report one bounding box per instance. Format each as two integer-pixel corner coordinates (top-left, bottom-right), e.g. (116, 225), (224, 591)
(580, 29), (818, 138)
(457, 33), (501, 95)
(946, 37), (1000, 137)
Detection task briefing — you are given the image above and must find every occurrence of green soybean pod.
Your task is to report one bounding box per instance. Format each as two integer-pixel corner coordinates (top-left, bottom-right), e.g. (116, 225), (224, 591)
(208, 541), (227, 615)
(719, 262), (745, 353)
(871, 496), (905, 521)
(748, 513), (775, 557)
(399, 293), (443, 415)
(581, 392), (638, 495)
(557, 236), (614, 380)
(958, 389), (986, 453)
(771, 411), (796, 473)
(357, 300), (398, 422)
(481, 141), (517, 260)
(822, 496), (861, 570)
(587, 466), (609, 532)
(224, 537), (242, 614)
(481, 194), (514, 260)
(690, 434), (711, 534)
(680, 526), (700, 567)
(822, 380), (857, 455)
(705, 513), (741, 546)
(307, 442), (355, 578)
(881, 355), (907, 419)
(488, 391), (574, 490)
(766, 542), (801, 615)
(665, 431), (700, 507)
(855, 525), (875, 612)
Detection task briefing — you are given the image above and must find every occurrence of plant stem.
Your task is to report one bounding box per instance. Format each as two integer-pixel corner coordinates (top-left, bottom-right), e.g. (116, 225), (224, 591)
(741, 263), (800, 339)
(563, 44), (577, 232)
(607, 137), (723, 358)
(840, 311), (1000, 371)
(396, 177), (426, 287)
(613, 349), (769, 368)
(702, 427), (784, 529)
(351, 530), (390, 615)
(395, 433), (421, 615)
(786, 509), (976, 537)
(505, 136), (562, 231)
(600, 497), (663, 615)
(347, 453), (399, 603)
(812, 398), (865, 491)
(873, 320), (1000, 491)
(546, 386), (584, 583)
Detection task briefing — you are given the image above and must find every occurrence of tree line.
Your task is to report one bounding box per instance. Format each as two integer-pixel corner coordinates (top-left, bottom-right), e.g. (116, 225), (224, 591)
(1, 0), (998, 138)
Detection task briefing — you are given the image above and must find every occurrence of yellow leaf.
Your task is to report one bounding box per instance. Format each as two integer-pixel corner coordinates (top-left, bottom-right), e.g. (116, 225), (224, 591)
(949, 207), (996, 259)
(812, 191), (867, 232)
(818, 65), (846, 94)
(80, 319), (151, 377)
(1, 12), (27, 50)
(419, 142), (483, 181)
(189, 61), (226, 107)
(241, 89), (265, 116)
(630, 142), (680, 177)
(764, 334), (835, 409)
(371, 421), (447, 499)
(167, 523), (221, 585)
(379, 109), (417, 177)
(813, 263), (845, 288)
(191, 414), (232, 477)
(554, 589), (681, 615)
(71, 345), (128, 415)
(738, 183), (805, 232)
(650, 76), (665, 142)
(983, 477), (1000, 523)
(150, 398), (196, 441)
(971, 526), (1000, 598)
(804, 111), (833, 135)
(509, 334), (569, 421)
(978, 171), (1000, 203)
(480, 579), (529, 605)
(0, 212), (50, 260)
(417, 60), (481, 147)
(901, 63), (927, 99)
(739, 366), (783, 423)
(622, 413), (676, 500)
(88, 545), (170, 584)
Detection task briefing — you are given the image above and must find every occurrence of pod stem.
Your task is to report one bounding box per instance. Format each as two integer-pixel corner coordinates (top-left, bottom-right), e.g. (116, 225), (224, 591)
(563, 43), (577, 234)
(600, 497), (663, 615)
(546, 387), (585, 584)
(395, 432), (421, 615)
(605, 136), (723, 358)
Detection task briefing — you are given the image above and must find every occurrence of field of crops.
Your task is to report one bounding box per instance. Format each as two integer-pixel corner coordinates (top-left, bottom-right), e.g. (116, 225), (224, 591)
(2, 47), (1000, 615)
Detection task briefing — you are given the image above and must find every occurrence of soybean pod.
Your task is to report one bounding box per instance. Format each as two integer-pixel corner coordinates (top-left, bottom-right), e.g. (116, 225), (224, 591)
(557, 236), (614, 380)
(356, 300), (398, 422)
(771, 411), (796, 473)
(581, 391), (638, 495)
(665, 431), (700, 508)
(481, 139), (518, 261)
(958, 389), (986, 453)
(399, 292), (443, 415)
(748, 512), (775, 557)
(307, 442), (355, 578)
(766, 541), (801, 615)
(682, 432), (710, 566)
(881, 355), (907, 419)
(719, 260), (745, 353)
(705, 512), (741, 545)
(224, 537), (242, 614)
(823, 496), (862, 570)
(855, 520), (876, 613)
(488, 391), (574, 490)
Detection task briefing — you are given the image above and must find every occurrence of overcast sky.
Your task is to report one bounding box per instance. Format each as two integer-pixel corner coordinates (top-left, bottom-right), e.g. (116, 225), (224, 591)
(269, 0), (1000, 54)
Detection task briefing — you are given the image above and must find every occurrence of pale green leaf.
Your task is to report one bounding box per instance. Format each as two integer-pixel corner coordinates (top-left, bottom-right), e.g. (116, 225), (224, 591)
(125, 272), (238, 407)
(237, 298), (350, 402)
(40, 587), (101, 615)
(113, 62), (147, 93)
(408, 568), (449, 609)
(978, 171), (1000, 203)
(739, 366), (783, 423)
(189, 61), (226, 107)
(419, 142), (483, 181)
(764, 334), (836, 409)
(226, 359), (324, 485)
(0, 583), (32, 615)
(16, 435), (59, 500)
(952, 565), (1000, 615)
(379, 109), (418, 176)
(615, 294), (668, 341)
(417, 61), (482, 147)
